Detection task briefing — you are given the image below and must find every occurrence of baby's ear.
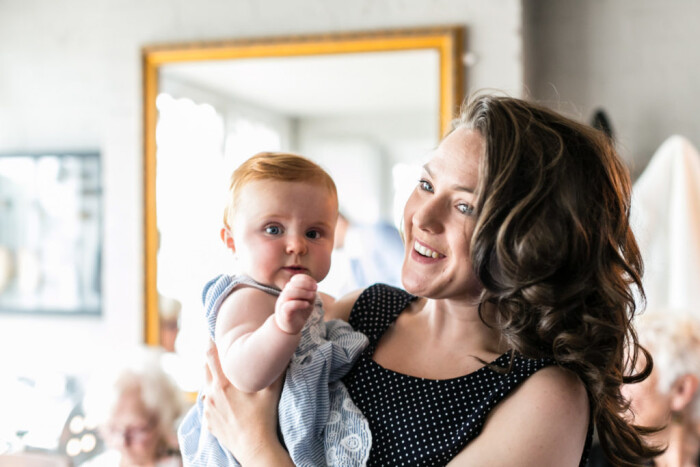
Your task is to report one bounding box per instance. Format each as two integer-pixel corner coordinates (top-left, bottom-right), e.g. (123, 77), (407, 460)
(220, 228), (235, 252)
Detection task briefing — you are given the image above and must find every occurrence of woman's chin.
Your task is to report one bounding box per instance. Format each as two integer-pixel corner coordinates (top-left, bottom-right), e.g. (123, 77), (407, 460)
(400, 272), (432, 297)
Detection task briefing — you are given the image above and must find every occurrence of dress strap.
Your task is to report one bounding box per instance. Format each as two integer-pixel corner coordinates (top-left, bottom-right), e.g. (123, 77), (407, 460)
(348, 283), (417, 346)
(202, 274), (282, 340)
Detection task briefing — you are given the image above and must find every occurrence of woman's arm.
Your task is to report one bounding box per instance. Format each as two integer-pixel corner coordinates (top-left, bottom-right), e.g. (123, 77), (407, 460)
(202, 341), (294, 467)
(448, 366), (590, 467)
(324, 288), (364, 322)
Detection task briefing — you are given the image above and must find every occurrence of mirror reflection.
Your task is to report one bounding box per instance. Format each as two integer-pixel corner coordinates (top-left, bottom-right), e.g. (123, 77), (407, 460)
(0, 152), (102, 315)
(143, 28), (464, 387)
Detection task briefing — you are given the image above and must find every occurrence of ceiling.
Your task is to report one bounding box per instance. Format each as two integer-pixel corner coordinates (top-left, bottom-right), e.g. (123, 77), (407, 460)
(160, 49), (440, 118)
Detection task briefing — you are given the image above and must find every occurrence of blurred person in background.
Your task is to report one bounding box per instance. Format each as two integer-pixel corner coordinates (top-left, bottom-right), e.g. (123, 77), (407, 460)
(320, 212), (404, 297)
(158, 295), (182, 354)
(82, 347), (185, 467)
(589, 311), (700, 467)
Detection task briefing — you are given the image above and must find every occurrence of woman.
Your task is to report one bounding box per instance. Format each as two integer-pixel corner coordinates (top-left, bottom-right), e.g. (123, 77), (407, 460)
(83, 347), (186, 467)
(603, 312), (700, 466)
(201, 94), (661, 466)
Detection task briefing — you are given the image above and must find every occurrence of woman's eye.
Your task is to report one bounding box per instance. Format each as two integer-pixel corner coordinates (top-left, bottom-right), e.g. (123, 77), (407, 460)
(419, 179), (434, 193)
(457, 203), (474, 215)
(306, 230), (322, 240)
(265, 225), (282, 235)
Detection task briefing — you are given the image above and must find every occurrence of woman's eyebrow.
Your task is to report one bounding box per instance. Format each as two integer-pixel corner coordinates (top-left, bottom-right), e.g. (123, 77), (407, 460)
(423, 164), (475, 193)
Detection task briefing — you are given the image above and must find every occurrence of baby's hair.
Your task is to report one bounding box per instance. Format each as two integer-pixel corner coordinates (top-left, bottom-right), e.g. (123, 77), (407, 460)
(223, 152), (337, 230)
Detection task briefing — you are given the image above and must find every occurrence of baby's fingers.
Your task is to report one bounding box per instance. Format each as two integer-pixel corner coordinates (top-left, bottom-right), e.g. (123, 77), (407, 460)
(275, 299), (314, 334)
(287, 273), (318, 292)
(280, 280), (317, 304)
(280, 287), (316, 305)
(278, 298), (314, 316)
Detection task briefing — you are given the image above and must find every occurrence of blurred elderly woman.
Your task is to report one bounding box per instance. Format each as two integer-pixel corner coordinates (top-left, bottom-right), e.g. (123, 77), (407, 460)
(82, 347), (186, 467)
(612, 312), (700, 467)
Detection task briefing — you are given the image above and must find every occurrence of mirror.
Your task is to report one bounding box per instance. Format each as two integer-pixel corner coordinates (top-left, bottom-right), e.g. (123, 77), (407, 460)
(0, 152), (102, 315)
(142, 27), (464, 373)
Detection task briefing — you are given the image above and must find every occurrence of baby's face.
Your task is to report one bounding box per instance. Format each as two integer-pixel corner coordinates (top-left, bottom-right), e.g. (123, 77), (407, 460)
(228, 179), (337, 290)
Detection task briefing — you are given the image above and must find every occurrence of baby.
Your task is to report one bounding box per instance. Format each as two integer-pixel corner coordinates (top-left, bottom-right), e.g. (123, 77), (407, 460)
(178, 152), (370, 466)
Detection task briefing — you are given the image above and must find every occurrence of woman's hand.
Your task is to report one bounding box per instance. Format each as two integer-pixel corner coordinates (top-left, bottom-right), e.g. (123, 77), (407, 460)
(202, 340), (292, 466)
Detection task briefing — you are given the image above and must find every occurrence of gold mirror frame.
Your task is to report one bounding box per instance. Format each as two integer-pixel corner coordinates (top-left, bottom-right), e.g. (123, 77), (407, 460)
(142, 26), (464, 345)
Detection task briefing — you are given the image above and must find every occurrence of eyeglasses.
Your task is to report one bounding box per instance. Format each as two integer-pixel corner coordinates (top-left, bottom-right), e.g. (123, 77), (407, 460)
(102, 421), (156, 444)
(160, 320), (179, 331)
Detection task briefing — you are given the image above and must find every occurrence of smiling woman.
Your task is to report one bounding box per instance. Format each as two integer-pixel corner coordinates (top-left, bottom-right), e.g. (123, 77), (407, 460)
(141, 27), (465, 371)
(196, 94), (663, 467)
(81, 347), (185, 467)
(400, 127), (483, 303)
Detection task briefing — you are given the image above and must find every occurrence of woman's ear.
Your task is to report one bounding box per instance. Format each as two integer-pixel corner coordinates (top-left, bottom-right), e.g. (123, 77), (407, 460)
(670, 374), (700, 412)
(220, 228), (235, 252)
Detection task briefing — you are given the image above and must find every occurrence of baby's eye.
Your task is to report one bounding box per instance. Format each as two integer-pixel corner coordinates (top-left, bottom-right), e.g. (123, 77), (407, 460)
(265, 225), (283, 235)
(419, 179), (434, 193)
(306, 230), (322, 240)
(456, 203), (474, 215)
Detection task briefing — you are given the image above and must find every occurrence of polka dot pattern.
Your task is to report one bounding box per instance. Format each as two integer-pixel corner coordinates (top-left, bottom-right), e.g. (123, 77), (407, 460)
(342, 284), (592, 466)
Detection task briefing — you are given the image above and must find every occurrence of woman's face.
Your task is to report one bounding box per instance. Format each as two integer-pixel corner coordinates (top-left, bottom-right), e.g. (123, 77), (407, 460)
(401, 126), (484, 301)
(101, 387), (161, 465)
(621, 353), (672, 429)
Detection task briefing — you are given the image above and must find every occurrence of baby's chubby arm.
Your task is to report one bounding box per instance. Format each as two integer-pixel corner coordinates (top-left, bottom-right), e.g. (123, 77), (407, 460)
(214, 274), (317, 393)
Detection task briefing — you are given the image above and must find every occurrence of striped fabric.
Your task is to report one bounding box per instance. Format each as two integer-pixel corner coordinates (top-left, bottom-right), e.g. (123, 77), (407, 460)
(178, 274), (371, 466)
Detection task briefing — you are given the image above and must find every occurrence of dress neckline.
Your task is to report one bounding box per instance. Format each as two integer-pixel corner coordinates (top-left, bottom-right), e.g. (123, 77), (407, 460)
(367, 350), (515, 383)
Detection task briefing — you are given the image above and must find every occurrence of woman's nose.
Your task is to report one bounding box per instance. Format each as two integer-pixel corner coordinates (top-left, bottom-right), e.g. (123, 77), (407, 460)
(286, 234), (307, 255)
(413, 197), (444, 233)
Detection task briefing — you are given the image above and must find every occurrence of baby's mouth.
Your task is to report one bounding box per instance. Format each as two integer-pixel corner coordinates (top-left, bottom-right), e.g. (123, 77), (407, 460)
(283, 266), (308, 273)
(413, 241), (443, 259)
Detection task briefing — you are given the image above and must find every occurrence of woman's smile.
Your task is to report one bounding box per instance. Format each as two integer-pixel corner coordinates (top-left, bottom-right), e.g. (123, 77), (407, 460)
(412, 240), (445, 260)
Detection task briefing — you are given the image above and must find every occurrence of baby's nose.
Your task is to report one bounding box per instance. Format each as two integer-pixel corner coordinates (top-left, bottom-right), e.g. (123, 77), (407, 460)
(286, 234), (307, 255)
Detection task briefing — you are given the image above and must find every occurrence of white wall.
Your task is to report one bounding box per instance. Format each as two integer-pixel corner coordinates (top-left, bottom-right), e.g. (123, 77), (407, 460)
(0, 0), (524, 376)
(523, 0), (700, 179)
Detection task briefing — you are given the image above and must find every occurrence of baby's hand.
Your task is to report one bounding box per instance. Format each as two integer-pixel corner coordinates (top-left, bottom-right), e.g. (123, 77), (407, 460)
(274, 274), (317, 335)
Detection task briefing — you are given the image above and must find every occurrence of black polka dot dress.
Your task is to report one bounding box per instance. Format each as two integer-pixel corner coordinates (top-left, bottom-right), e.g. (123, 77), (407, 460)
(342, 284), (593, 466)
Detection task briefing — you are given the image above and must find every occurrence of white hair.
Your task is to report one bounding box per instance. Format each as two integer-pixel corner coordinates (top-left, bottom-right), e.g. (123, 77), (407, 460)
(82, 346), (185, 447)
(635, 310), (700, 421)
(158, 294), (182, 321)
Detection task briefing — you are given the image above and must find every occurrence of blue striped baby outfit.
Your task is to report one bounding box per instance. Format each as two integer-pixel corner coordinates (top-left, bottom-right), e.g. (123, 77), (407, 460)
(178, 274), (371, 466)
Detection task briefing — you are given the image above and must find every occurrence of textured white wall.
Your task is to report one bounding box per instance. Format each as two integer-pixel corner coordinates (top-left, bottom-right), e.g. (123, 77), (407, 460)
(523, 0), (700, 179)
(0, 0), (523, 375)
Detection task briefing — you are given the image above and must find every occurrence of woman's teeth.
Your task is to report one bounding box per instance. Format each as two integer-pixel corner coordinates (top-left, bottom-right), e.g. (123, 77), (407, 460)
(414, 241), (441, 258)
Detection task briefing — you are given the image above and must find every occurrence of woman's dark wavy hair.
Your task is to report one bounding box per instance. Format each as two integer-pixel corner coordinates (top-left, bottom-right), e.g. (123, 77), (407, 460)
(459, 94), (662, 465)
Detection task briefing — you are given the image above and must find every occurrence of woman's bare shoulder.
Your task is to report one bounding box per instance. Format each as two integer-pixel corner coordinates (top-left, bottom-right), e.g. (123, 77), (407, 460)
(449, 365), (589, 466)
(518, 364), (588, 403)
(324, 288), (365, 321)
